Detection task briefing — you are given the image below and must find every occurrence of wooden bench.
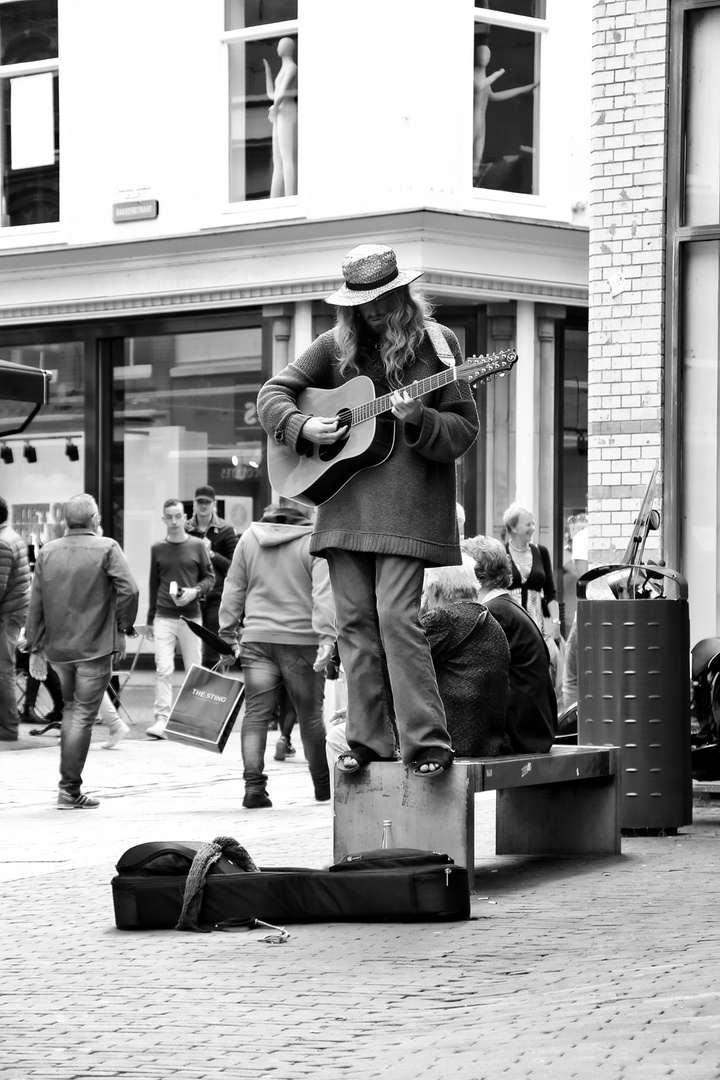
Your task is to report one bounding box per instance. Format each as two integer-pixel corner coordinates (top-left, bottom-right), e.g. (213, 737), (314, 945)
(333, 744), (621, 889)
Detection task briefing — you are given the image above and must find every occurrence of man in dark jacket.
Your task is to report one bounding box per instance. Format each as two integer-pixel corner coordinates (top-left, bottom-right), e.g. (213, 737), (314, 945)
(25, 494), (139, 808)
(462, 534), (557, 754)
(186, 486), (238, 666)
(0, 496), (31, 741)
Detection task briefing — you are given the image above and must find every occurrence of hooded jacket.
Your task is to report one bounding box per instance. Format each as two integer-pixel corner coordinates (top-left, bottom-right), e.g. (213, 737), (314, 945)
(218, 519), (335, 649)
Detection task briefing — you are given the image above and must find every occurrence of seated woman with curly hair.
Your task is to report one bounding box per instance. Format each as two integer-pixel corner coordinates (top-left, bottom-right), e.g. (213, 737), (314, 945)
(421, 555), (512, 757)
(462, 534), (558, 754)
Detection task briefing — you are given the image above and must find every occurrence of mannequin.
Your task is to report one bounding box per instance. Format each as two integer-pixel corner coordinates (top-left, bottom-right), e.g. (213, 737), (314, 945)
(263, 37), (298, 198)
(473, 44), (538, 184)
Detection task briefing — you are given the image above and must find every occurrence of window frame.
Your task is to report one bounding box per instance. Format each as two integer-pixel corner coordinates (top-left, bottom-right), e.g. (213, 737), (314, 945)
(221, 10), (298, 212)
(471, 5), (548, 203)
(665, 0), (720, 572)
(0, 4), (59, 233)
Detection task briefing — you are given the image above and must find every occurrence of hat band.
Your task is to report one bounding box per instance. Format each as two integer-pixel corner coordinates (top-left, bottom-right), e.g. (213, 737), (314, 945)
(345, 267), (399, 292)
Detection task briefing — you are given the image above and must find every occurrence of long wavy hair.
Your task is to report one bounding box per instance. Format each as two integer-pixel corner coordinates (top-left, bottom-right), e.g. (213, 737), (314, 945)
(335, 286), (434, 387)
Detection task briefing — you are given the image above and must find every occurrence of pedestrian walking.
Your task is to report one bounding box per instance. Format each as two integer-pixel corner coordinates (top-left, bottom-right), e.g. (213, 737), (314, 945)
(24, 494), (139, 808)
(185, 485), (238, 667)
(218, 502), (335, 808)
(145, 498), (214, 739)
(0, 496), (31, 741)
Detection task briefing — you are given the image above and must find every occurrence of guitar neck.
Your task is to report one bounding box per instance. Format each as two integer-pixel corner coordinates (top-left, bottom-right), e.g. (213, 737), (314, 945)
(353, 367), (458, 426)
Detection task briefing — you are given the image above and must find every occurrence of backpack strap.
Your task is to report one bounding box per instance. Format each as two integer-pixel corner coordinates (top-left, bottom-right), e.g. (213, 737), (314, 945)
(425, 322), (455, 369)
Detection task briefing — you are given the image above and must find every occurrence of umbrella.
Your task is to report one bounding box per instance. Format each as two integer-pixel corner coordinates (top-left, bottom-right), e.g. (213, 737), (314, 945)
(180, 616), (236, 657)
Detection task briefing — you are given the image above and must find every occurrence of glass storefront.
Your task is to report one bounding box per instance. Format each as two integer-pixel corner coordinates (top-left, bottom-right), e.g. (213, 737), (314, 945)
(680, 241), (720, 640)
(111, 322), (265, 621)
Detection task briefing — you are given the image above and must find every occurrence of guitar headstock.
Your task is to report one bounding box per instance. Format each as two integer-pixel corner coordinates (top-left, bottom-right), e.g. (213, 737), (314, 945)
(458, 350), (518, 384)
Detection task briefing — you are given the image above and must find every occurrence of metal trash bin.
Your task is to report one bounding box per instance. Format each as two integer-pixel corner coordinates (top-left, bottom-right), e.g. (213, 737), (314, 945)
(576, 564), (692, 831)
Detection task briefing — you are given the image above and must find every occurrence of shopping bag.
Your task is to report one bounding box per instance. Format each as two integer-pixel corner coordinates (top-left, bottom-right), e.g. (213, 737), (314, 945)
(165, 664), (244, 753)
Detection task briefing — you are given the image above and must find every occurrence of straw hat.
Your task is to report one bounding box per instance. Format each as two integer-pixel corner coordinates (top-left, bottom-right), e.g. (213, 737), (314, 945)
(325, 244), (423, 306)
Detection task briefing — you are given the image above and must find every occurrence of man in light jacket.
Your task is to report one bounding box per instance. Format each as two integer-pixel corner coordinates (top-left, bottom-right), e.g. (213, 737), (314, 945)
(219, 502), (335, 809)
(25, 494), (139, 809)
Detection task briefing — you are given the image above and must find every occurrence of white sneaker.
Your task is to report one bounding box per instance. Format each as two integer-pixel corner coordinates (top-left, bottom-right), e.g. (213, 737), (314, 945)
(102, 720), (130, 750)
(146, 719), (168, 740)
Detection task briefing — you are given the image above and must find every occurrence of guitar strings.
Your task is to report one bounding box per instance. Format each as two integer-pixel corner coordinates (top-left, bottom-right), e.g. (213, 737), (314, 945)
(350, 350), (517, 427)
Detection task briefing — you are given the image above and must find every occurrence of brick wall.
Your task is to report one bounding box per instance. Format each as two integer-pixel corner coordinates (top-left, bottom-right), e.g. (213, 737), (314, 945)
(588, 0), (669, 563)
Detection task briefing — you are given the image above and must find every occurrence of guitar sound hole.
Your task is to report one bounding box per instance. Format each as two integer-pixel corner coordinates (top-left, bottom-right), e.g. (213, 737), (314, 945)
(318, 408), (352, 462)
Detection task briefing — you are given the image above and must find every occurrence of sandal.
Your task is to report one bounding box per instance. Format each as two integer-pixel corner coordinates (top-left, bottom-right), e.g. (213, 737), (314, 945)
(336, 747), (381, 774)
(412, 748), (454, 777)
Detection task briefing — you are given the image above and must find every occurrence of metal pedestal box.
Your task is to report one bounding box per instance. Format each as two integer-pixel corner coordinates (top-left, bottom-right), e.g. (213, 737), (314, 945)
(577, 565), (692, 831)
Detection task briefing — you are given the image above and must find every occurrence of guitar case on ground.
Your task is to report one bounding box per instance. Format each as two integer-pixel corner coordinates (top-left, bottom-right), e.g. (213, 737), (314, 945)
(111, 840), (471, 928)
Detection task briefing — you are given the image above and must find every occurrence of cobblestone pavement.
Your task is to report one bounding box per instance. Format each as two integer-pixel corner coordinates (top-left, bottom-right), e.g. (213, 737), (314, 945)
(2, 683), (720, 1079)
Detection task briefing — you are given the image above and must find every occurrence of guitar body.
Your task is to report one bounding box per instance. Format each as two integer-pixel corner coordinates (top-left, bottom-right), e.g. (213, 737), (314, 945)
(264, 349), (518, 506)
(267, 377), (396, 506)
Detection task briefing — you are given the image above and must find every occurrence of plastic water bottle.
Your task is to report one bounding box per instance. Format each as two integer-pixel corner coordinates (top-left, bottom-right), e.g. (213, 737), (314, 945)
(381, 819), (394, 849)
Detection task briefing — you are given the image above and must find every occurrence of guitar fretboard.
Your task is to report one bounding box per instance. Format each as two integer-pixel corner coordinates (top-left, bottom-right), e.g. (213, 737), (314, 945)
(349, 352), (514, 427)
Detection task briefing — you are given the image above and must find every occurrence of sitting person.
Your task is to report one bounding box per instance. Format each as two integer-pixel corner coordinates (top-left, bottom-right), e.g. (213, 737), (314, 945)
(421, 556), (512, 757)
(462, 534), (557, 754)
(326, 555), (513, 769)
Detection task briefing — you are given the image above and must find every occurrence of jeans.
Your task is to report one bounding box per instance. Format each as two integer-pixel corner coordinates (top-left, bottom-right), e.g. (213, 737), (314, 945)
(152, 616), (202, 722)
(0, 611), (25, 734)
(55, 654), (112, 797)
(326, 550), (452, 765)
(239, 641), (330, 798)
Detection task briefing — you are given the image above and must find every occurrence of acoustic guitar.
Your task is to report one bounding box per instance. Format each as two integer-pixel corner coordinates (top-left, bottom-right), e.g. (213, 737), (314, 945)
(266, 349), (518, 506)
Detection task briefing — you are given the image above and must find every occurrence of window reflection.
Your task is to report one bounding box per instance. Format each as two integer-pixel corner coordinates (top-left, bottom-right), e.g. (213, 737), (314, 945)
(112, 325), (264, 621)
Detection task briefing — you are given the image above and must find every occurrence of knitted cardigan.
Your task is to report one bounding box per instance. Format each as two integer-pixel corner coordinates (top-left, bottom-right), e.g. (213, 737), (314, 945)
(257, 325), (479, 567)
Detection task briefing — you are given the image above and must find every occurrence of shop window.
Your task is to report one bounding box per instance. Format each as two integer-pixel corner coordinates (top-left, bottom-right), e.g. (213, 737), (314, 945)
(473, 1), (544, 195)
(684, 6), (720, 226)
(112, 324), (264, 620)
(0, 0), (59, 227)
(223, 1), (298, 203)
(0, 341), (84, 548)
(680, 241), (720, 637)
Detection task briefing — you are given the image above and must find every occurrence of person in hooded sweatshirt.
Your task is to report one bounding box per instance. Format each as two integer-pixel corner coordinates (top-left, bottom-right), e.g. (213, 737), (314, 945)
(218, 501), (335, 809)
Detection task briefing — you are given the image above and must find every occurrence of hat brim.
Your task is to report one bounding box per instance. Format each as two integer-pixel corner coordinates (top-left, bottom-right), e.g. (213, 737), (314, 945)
(325, 268), (424, 307)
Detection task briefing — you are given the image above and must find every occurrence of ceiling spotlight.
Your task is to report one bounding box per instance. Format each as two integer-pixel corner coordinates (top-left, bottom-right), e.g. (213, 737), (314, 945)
(65, 439), (80, 462)
(0, 444), (13, 464)
(23, 443), (37, 463)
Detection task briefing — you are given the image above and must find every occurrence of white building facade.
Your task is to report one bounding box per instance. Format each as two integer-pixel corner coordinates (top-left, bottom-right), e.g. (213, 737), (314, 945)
(0, 0), (592, 625)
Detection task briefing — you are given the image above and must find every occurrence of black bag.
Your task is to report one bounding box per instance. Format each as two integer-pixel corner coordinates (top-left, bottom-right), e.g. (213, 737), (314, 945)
(111, 842), (470, 929)
(165, 665), (244, 753)
(115, 841), (247, 878)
